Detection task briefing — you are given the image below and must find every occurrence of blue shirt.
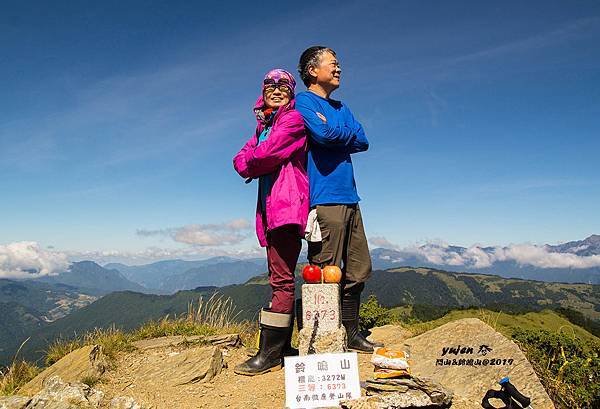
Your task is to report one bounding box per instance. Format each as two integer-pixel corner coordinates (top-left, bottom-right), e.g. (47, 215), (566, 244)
(295, 91), (369, 207)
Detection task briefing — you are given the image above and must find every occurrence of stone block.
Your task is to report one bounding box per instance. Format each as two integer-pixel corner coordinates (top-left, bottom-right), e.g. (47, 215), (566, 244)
(298, 326), (347, 355)
(301, 283), (341, 332)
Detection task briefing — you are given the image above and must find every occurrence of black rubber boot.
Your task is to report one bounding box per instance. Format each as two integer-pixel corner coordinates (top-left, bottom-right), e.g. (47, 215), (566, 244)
(342, 292), (377, 353)
(235, 309), (291, 376)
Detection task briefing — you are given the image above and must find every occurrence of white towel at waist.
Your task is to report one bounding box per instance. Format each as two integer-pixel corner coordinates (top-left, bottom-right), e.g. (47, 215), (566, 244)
(304, 208), (322, 242)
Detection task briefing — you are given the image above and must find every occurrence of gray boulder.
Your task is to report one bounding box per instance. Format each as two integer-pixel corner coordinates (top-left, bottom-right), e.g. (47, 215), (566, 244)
(26, 376), (103, 408)
(109, 396), (141, 409)
(0, 396), (31, 409)
(402, 318), (554, 408)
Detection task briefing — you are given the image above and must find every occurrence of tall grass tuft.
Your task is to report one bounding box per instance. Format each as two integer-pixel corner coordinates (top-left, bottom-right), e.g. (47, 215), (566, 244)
(0, 339), (40, 396)
(187, 293), (242, 328)
(477, 308), (502, 330)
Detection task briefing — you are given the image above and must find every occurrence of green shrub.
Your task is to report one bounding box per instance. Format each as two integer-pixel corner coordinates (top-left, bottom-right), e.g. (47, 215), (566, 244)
(512, 328), (599, 408)
(80, 375), (101, 388)
(411, 304), (452, 322)
(359, 295), (394, 330)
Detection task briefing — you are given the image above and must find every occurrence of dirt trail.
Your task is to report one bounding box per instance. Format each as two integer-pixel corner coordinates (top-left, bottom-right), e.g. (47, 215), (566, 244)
(101, 346), (378, 408)
(99, 325), (478, 409)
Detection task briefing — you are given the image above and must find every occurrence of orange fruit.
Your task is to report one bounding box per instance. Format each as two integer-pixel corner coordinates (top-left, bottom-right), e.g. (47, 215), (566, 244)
(322, 265), (342, 283)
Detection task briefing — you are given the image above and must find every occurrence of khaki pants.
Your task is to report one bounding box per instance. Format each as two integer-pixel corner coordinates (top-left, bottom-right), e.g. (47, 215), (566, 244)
(307, 204), (372, 295)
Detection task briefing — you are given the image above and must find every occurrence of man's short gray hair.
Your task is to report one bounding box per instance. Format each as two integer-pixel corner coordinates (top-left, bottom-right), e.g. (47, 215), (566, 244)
(298, 46), (336, 87)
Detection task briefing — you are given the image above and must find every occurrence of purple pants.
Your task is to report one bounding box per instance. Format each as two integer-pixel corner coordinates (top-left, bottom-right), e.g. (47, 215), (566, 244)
(267, 224), (301, 313)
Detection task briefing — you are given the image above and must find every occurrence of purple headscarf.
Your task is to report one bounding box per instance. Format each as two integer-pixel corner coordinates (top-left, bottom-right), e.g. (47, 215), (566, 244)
(254, 69), (297, 124)
(262, 68), (297, 95)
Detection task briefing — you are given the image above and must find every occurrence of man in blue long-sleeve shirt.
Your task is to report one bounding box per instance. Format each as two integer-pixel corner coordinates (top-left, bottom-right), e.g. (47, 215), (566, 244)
(296, 46), (380, 353)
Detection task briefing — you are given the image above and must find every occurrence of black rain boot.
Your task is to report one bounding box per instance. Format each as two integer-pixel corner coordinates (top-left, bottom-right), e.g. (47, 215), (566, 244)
(342, 292), (377, 353)
(234, 309), (291, 376)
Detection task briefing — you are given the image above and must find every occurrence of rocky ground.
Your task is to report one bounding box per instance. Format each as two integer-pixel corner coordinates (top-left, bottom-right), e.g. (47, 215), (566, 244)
(4, 319), (555, 409)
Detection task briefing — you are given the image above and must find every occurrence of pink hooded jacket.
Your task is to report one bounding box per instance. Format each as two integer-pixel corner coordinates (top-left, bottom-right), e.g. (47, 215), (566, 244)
(233, 96), (309, 247)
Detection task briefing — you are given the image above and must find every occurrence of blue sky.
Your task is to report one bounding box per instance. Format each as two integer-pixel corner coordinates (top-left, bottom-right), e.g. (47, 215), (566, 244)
(1, 1), (600, 266)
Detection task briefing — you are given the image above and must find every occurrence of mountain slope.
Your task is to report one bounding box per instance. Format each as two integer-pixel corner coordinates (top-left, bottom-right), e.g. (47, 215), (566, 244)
(106, 257), (266, 292)
(0, 279), (97, 365)
(10, 266), (598, 365)
(160, 261), (268, 293)
(36, 261), (148, 295)
(365, 267), (599, 321)
(546, 234), (600, 256)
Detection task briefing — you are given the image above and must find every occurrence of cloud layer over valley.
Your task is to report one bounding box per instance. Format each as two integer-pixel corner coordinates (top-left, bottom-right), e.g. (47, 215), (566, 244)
(0, 241), (70, 279)
(369, 236), (600, 269)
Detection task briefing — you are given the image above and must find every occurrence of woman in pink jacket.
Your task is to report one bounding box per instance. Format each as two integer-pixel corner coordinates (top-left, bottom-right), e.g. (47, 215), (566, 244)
(233, 69), (309, 376)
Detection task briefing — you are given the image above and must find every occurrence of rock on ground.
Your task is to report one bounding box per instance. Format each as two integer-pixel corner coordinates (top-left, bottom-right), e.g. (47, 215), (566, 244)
(131, 334), (240, 351)
(109, 396), (142, 409)
(19, 345), (108, 396)
(0, 396), (31, 409)
(366, 325), (413, 348)
(128, 345), (223, 386)
(26, 375), (103, 409)
(402, 318), (554, 409)
(2, 376), (143, 409)
(365, 376), (453, 408)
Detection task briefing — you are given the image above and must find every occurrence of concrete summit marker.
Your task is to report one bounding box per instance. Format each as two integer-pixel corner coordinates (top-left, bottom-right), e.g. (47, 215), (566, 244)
(301, 283), (340, 331)
(298, 283), (347, 355)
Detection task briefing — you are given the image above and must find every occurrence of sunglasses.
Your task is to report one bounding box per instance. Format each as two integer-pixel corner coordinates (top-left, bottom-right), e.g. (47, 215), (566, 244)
(263, 78), (293, 94)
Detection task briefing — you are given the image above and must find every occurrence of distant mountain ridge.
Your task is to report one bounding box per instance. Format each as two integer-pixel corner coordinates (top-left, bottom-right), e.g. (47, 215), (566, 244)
(36, 261), (147, 295)
(105, 257), (267, 292)
(371, 234), (600, 284)
(97, 236), (600, 293)
(546, 234), (600, 256)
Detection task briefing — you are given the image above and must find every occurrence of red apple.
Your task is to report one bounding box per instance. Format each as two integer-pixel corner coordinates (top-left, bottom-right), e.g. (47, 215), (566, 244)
(302, 265), (322, 283)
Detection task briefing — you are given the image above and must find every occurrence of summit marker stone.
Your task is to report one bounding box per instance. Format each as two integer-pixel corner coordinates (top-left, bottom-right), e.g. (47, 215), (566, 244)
(298, 283), (347, 355)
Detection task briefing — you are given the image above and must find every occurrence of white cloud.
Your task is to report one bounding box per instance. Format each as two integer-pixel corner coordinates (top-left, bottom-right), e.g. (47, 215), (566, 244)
(369, 236), (399, 249)
(492, 244), (600, 269)
(67, 245), (264, 266)
(0, 241), (69, 279)
(61, 218), (259, 265)
(370, 237), (600, 269)
(137, 219), (252, 247)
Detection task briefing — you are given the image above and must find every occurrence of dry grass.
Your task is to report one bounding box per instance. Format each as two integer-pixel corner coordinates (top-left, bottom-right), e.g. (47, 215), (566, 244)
(45, 338), (84, 366)
(1, 294), (254, 396)
(0, 361), (40, 396)
(0, 339), (41, 396)
(44, 293), (252, 368)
